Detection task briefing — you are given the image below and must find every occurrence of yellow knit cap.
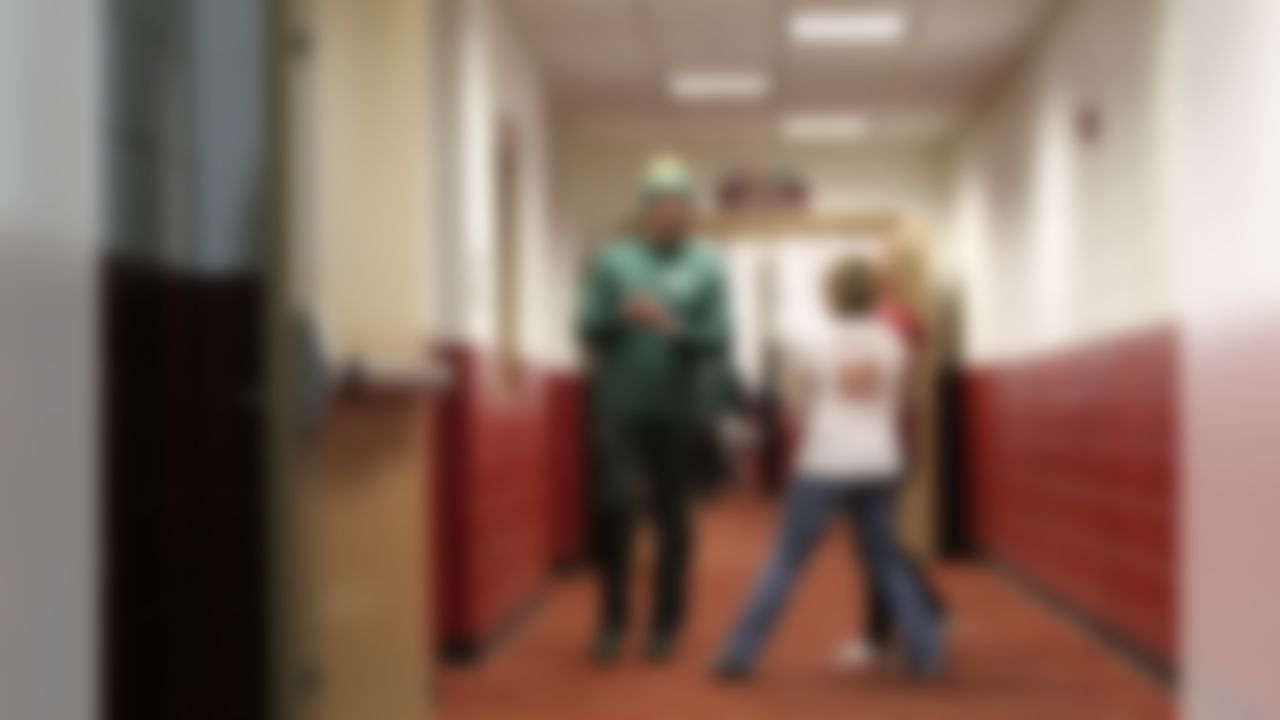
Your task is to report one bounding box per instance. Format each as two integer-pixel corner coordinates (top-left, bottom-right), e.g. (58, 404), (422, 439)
(639, 153), (696, 204)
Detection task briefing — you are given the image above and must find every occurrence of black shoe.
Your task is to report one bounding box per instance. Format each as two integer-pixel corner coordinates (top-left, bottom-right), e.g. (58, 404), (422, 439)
(592, 626), (623, 665)
(710, 658), (752, 683)
(646, 628), (678, 663)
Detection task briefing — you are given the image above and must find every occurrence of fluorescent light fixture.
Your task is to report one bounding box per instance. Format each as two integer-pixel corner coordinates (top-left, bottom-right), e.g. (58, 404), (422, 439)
(789, 9), (909, 45)
(781, 113), (871, 142)
(669, 72), (770, 102)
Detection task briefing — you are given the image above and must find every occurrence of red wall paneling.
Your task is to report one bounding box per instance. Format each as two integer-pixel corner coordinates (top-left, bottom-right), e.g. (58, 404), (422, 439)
(965, 327), (1178, 669)
(545, 373), (588, 569)
(430, 345), (558, 660)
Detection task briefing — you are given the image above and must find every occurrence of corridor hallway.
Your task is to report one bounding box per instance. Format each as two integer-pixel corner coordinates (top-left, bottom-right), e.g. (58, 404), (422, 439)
(41, 0), (1275, 718)
(439, 492), (1171, 720)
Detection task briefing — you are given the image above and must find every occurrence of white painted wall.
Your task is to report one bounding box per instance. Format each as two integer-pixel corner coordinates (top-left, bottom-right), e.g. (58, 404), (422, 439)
(947, 0), (1177, 363)
(1172, 1), (1280, 718)
(0, 1), (100, 718)
(440, 0), (564, 368)
(1172, 0), (1280, 322)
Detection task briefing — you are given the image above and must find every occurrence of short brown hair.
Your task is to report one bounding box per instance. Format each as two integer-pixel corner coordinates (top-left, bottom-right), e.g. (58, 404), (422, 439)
(826, 257), (879, 317)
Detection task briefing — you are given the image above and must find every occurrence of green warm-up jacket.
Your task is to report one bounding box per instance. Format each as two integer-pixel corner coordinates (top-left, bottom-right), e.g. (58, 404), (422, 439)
(578, 237), (731, 423)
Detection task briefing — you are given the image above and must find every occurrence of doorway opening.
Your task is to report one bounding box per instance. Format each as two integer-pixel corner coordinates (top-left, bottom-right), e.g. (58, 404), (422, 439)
(494, 121), (525, 395)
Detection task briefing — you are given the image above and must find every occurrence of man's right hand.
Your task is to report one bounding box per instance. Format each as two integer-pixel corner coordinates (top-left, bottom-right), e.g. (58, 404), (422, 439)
(623, 295), (678, 334)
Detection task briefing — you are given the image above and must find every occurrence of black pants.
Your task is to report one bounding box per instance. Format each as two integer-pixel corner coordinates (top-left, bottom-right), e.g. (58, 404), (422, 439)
(592, 416), (694, 634)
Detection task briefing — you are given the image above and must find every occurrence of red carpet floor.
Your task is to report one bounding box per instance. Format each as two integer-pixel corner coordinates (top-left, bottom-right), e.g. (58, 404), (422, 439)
(439, 493), (1172, 719)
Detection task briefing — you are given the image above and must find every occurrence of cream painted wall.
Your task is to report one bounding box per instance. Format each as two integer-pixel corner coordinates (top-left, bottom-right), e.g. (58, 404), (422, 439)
(290, 0), (435, 365)
(947, 0), (1177, 363)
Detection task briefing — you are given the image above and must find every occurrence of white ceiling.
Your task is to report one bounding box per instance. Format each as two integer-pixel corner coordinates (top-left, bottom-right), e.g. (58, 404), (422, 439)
(506, 0), (1063, 143)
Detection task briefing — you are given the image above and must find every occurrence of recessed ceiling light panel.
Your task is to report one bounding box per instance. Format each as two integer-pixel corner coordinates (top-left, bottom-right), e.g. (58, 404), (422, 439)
(781, 113), (872, 142)
(789, 9), (909, 46)
(669, 72), (771, 102)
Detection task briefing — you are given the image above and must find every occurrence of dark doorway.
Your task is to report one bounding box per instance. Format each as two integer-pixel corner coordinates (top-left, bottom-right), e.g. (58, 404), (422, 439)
(935, 287), (973, 558)
(103, 1), (276, 718)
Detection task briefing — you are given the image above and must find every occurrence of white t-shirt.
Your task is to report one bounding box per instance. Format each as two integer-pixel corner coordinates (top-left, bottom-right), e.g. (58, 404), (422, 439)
(789, 316), (908, 483)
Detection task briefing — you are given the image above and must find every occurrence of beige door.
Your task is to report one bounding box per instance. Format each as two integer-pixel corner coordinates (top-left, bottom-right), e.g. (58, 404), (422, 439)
(280, 0), (438, 718)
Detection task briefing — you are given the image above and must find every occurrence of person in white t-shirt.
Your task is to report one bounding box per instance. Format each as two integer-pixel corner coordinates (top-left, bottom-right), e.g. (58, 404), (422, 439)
(713, 256), (943, 680)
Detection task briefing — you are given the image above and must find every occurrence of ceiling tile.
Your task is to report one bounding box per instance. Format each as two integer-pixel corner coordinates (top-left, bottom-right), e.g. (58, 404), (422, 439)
(780, 67), (895, 105)
(649, 0), (779, 70)
(913, 0), (1056, 55)
(871, 105), (963, 140)
(507, 0), (653, 78)
(783, 0), (922, 11)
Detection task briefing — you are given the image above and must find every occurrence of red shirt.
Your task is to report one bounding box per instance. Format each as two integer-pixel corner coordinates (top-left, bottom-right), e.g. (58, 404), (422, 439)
(877, 300), (923, 351)
(877, 301), (923, 459)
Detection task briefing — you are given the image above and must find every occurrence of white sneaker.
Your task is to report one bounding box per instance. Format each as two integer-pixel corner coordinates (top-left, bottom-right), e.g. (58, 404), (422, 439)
(832, 637), (880, 669)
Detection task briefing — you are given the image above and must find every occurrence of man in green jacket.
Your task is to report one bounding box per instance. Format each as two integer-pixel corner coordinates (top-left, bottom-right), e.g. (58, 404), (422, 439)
(578, 156), (731, 663)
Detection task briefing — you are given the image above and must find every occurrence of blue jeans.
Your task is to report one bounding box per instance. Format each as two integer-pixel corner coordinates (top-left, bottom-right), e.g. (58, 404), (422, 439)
(719, 479), (942, 676)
